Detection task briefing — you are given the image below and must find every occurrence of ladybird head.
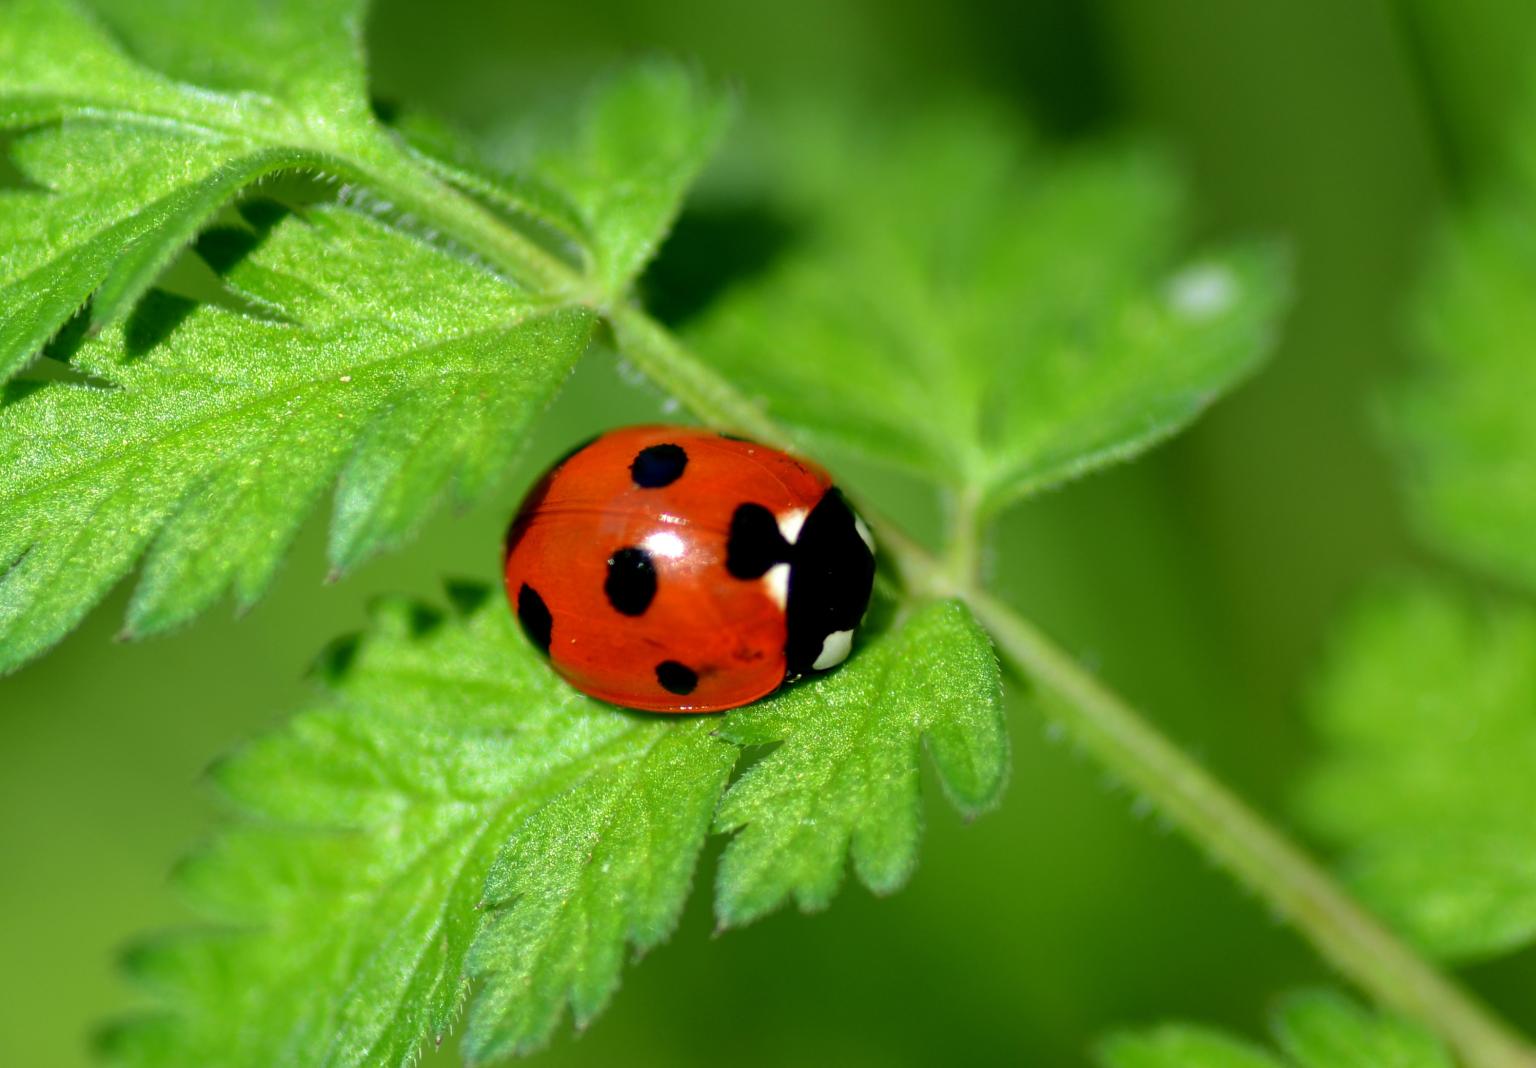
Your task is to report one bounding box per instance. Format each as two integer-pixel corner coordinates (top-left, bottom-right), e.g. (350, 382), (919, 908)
(726, 487), (876, 679)
(782, 488), (876, 675)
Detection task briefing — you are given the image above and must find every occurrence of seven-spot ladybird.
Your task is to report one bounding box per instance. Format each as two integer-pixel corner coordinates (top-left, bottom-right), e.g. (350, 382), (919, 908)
(502, 426), (876, 713)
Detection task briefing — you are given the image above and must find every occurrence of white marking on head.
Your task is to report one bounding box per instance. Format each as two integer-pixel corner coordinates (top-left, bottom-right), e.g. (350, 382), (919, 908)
(763, 562), (790, 610)
(812, 629), (854, 671)
(853, 514), (874, 554)
(777, 508), (808, 545)
(643, 530), (686, 559)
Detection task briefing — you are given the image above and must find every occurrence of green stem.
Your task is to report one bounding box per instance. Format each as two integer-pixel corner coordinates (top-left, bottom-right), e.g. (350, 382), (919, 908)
(943, 484), (984, 588)
(961, 582), (1536, 1068)
(356, 148), (1536, 1068)
(621, 319), (1536, 1068)
(348, 140), (575, 295)
(606, 306), (793, 449)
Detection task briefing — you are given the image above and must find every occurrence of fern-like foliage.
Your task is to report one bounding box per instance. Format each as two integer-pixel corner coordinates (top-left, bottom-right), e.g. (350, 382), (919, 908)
(1396, 124), (1536, 594)
(1297, 94), (1536, 967)
(1299, 585), (1536, 962)
(0, 0), (379, 371)
(713, 601), (1006, 925)
(1, 205), (590, 667)
(1099, 990), (1452, 1068)
(0, 3), (1296, 1062)
(686, 107), (1288, 515)
(0, 0), (724, 672)
(102, 593), (1003, 1065)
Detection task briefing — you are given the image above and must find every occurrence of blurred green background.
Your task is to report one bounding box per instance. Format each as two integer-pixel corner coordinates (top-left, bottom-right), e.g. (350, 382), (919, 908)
(5, 1), (1536, 1064)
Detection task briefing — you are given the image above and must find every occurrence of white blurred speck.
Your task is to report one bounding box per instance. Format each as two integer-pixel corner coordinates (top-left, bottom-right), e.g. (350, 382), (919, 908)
(1168, 263), (1235, 320)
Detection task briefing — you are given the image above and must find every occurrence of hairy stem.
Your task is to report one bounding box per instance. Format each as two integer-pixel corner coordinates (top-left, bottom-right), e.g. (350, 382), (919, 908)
(618, 315), (1536, 1068)
(943, 484), (985, 588)
(606, 306), (792, 449)
(360, 152), (1536, 1068)
(350, 140), (575, 295)
(962, 583), (1536, 1068)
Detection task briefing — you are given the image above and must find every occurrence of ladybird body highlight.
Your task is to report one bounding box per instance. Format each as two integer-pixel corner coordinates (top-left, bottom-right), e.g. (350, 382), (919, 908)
(503, 426), (876, 713)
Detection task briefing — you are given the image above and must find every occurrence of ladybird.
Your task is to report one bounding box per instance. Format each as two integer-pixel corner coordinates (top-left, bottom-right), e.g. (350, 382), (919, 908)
(502, 425), (876, 713)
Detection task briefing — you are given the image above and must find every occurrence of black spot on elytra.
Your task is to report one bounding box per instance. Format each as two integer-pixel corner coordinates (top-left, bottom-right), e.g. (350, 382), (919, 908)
(605, 547), (657, 615)
(784, 488), (876, 676)
(630, 443), (688, 488)
(655, 660), (698, 695)
(726, 503), (790, 579)
(517, 584), (553, 654)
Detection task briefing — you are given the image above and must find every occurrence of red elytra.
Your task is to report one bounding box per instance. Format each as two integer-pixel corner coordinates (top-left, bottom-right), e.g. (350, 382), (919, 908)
(502, 426), (876, 713)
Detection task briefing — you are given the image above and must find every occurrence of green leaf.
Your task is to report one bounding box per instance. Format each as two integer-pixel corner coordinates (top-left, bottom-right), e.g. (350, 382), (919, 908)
(714, 599), (1007, 926)
(0, 125), (303, 375)
(380, 64), (727, 298)
(77, 0), (370, 111)
(687, 106), (1287, 514)
(524, 63), (731, 300)
(0, 204), (593, 673)
(0, 0), (382, 378)
(1397, 188), (1536, 594)
(107, 589), (1010, 1063)
(102, 587), (735, 1068)
(1098, 990), (1453, 1068)
(1298, 584), (1536, 961)
(0, 19), (733, 665)
(0, 3), (725, 383)
(396, 114), (590, 253)
(462, 719), (733, 1061)
(0, 0), (366, 126)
